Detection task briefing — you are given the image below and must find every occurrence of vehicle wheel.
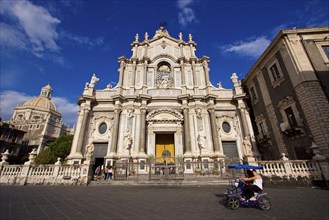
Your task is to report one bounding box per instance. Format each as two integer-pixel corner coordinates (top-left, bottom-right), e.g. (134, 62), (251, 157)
(258, 196), (271, 211)
(228, 197), (240, 210)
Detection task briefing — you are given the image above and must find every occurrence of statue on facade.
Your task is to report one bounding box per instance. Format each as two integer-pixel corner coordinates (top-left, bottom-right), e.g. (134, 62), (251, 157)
(135, 33), (139, 42)
(189, 34), (193, 42)
(243, 136), (253, 156)
(127, 109), (134, 119)
(106, 83), (112, 89)
(89, 73), (99, 88)
(160, 75), (169, 88)
(85, 143), (94, 161)
(197, 129), (206, 150)
(179, 32), (183, 41)
(217, 82), (223, 89)
(195, 108), (202, 119)
(230, 73), (239, 87)
(144, 32), (148, 41)
(124, 130), (133, 150)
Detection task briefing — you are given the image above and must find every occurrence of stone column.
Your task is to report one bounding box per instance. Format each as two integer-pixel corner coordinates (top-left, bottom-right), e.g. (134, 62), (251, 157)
(131, 61), (136, 89)
(208, 108), (221, 152)
(202, 60), (210, 86)
(76, 107), (90, 155)
(68, 105), (90, 161)
(110, 106), (122, 153)
(238, 101), (250, 138)
(191, 59), (197, 88)
(118, 61), (125, 86)
(180, 59), (186, 85)
(179, 44), (184, 57)
(139, 107), (147, 153)
(183, 106), (192, 153)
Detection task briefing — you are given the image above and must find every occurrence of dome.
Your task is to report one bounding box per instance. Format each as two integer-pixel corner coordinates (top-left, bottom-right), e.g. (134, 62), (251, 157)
(22, 96), (58, 112)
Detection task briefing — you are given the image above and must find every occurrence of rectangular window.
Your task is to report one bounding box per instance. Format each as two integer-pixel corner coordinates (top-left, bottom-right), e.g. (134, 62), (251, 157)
(270, 63), (281, 82)
(322, 45), (329, 59)
(284, 107), (297, 128)
(259, 122), (265, 135)
(250, 87), (257, 100)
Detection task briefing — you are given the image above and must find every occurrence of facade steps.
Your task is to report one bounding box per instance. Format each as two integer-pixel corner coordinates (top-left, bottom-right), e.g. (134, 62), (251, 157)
(88, 179), (230, 186)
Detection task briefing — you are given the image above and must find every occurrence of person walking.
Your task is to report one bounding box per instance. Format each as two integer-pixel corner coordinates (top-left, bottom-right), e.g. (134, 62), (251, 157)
(107, 166), (113, 180)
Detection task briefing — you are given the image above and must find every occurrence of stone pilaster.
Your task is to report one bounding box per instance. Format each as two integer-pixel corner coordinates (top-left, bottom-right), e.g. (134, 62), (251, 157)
(208, 108), (220, 152)
(183, 106), (191, 153)
(139, 107), (147, 154)
(67, 103), (90, 164)
(110, 106), (122, 155)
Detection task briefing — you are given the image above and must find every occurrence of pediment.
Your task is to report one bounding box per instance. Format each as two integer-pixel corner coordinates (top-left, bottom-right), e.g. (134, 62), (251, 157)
(146, 109), (183, 122)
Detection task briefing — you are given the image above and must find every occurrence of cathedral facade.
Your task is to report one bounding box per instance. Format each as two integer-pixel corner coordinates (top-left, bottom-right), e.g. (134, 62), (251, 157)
(67, 27), (258, 169)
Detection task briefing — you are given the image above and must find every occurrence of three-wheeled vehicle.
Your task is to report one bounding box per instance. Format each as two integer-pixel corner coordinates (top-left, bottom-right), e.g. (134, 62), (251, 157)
(223, 164), (271, 211)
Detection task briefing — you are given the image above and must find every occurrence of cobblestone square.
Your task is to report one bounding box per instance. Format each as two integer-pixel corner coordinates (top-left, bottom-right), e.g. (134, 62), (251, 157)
(0, 185), (328, 220)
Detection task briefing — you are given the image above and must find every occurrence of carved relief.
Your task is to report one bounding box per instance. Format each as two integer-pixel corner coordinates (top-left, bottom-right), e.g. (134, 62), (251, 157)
(146, 109), (183, 123)
(156, 64), (173, 89)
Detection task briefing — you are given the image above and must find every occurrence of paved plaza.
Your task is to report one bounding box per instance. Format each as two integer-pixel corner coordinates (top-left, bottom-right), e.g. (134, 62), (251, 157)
(0, 184), (328, 220)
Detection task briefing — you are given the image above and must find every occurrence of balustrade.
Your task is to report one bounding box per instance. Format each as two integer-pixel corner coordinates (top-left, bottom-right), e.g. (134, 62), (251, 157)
(0, 158), (327, 185)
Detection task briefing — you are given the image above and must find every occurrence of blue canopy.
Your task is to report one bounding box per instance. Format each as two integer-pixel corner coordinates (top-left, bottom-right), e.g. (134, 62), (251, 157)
(228, 164), (264, 170)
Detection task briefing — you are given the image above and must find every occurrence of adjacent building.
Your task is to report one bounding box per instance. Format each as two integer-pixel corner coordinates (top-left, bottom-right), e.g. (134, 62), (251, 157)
(0, 118), (27, 163)
(242, 26), (329, 160)
(67, 27), (259, 170)
(9, 84), (73, 155)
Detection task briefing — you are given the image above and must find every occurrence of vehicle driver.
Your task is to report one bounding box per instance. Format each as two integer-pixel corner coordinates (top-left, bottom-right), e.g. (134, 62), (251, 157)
(240, 169), (263, 201)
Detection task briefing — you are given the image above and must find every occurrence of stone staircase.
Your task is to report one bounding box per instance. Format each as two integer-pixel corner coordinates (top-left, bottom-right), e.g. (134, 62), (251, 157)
(88, 179), (230, 186)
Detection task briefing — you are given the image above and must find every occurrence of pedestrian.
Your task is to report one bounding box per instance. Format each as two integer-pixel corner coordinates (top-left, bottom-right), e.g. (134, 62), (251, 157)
(95, 166), (101, 180)
(104, 165), (108, 180)
(107, 166), (113, 180)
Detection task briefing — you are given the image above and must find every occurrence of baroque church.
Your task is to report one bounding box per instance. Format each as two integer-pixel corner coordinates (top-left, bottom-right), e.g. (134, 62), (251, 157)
(67, 27), (259, 170)
(9, 84), (72, 155)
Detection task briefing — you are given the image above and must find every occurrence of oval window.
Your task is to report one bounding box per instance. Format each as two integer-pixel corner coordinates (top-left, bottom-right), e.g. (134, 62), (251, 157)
(222, 122), (231, 133)
(98, 123), (107, 134)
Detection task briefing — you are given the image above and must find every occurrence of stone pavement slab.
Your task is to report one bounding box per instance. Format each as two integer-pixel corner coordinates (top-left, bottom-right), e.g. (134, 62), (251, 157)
(0, 185), (328, 220)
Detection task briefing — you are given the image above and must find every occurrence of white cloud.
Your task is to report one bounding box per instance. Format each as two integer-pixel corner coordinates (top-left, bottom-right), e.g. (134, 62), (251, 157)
(178, 8), (196, 27)
(0, 22), (27, 50)
(0, 90), (78, 127)
(0, 91), (34, 121)
(60, 31), (104, 48)
(52, 97), (78, 126)
(0, 0), (61, 57)
(177, 0), (194, 9)
(222, 37), (271, 59)
(177, 0), (197, 27)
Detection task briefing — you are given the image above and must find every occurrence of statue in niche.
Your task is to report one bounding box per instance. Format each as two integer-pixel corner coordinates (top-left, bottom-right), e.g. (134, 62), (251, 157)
(85, 143), (94, 161)
(243, 136), (253, 156)
(124, 130), (133, 150)
(157, 64), (172, 88)
(89, 73), (99, 87)
(158, 65), (170, 72)
(195, 109), (202, 119)
(160, 75), (169, 88)
(197, 129), (206, 150)
(127, 109), (134, 119)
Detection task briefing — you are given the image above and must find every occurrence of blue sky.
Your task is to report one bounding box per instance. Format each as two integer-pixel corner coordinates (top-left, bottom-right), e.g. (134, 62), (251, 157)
(1, 0), (328, 126)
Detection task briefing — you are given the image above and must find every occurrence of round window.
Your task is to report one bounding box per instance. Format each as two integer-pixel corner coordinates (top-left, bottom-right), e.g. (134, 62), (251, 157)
(222, 122), (231, 133)
(98, 123), (107, 134)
